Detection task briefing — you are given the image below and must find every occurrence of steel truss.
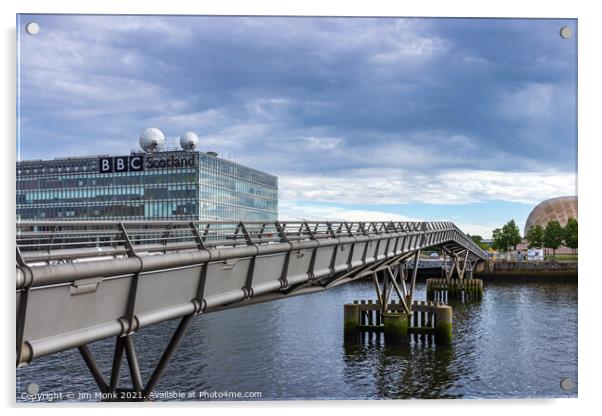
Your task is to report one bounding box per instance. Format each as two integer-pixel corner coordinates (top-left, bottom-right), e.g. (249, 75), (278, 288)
(17, 220), (488, 398)
(441, 245), (479, 281)
(77, 314), (193, 401)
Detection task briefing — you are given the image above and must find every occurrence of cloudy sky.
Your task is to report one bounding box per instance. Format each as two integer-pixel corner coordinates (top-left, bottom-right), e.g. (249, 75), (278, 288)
(17, 15), (577, 237)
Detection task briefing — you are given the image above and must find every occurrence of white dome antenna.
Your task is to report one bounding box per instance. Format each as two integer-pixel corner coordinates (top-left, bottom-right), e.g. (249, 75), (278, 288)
(180, 132), (199, 151)
(139, 128), (166, 153)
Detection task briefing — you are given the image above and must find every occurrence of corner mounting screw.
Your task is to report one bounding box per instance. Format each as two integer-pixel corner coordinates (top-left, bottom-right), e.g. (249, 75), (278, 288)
(25, 22), (40, 35)
(559, 26), (572, 39)
(26, 382), (39, 395)
(560, 377), (573, 391)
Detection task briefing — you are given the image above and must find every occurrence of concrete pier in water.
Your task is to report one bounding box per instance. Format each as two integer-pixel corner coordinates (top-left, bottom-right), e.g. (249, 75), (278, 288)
(343, 299), (452, 345)
(383, 312), (410, 344)
(426, 278), (483, 302)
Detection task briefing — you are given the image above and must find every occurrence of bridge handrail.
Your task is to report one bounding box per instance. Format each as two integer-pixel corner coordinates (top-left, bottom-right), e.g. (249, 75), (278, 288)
(15, 219), (488, 366)
(16, 220), (488, 265)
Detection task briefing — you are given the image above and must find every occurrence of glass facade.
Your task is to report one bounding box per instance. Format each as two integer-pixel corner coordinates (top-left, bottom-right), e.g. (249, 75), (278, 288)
(17, 150), (278, 222)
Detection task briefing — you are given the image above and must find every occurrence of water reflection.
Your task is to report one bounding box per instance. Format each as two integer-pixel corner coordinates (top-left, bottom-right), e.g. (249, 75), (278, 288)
(17, 280), (577, 401)
(343, 338), (459, 399)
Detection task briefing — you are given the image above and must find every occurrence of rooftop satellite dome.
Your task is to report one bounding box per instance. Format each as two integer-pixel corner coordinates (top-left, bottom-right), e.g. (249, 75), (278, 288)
(180, 131), (199, 151)
(139, 127), (165, 153)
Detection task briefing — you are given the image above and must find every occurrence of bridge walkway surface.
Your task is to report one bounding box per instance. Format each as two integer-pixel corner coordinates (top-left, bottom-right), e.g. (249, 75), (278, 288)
(16, 220), (487, 400)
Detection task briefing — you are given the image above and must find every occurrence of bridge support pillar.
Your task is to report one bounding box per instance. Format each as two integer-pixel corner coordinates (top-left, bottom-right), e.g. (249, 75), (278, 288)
(435, 304), (453, 345)
(343, 302), (360, 340)
(426, 278), (483, 303)
(383, 312), (409, 344)
(343, 299), (453, 345)
(74, 314), (194, 402)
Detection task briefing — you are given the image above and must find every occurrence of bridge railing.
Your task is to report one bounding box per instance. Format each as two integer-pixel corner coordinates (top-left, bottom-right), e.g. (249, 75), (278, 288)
(16, 219), (488, 366)
(16, 220), (478, 264)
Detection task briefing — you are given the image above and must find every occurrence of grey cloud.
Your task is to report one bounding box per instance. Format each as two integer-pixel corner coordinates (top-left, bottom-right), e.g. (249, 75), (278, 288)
(18, 15), (577, 189)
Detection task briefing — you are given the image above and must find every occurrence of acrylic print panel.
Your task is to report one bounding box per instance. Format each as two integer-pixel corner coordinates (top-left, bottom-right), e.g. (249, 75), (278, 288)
(16, 14), (577, 402)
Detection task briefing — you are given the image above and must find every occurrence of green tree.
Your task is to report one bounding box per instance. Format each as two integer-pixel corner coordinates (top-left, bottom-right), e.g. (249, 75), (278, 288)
(526, 224), (545, 249)
(491, 228), (504, 251)
(470, 235), (490, 251)
(502, 219), (522, 251)
(563, 218), (578, 254)
(491, 220), (522, 253)
(544, 220), (564, 258)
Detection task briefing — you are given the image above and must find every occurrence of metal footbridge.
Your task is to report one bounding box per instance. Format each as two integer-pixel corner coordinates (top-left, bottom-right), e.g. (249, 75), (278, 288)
(16, 220), (487, 399)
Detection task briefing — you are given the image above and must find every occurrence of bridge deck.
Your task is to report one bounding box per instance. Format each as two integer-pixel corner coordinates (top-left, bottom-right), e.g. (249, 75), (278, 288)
(16, 221), (487, 366)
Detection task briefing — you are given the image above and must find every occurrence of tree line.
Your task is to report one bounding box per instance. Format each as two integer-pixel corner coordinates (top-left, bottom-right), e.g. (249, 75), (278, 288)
(525, 218), (578, 257)
(469, 218), (578, 258)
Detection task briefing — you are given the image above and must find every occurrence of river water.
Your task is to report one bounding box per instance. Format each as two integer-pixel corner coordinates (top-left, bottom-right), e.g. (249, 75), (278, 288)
(16, 279), (577, 401)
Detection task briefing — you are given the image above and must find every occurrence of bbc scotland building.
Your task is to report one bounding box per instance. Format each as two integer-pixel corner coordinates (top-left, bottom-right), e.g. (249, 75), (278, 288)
(16, 129), (278, 222)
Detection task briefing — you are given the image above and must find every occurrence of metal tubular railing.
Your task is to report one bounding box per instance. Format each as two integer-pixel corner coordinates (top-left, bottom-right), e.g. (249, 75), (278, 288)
(15, 219), (488, 374)
(16, 220), (488, 265)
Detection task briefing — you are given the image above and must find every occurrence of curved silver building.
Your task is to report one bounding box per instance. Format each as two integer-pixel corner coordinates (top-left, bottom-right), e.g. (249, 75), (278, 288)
(524, 196), (578, 235)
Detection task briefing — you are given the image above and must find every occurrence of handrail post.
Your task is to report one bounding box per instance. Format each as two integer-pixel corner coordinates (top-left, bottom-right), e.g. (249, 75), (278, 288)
(409, 249), (420, 304)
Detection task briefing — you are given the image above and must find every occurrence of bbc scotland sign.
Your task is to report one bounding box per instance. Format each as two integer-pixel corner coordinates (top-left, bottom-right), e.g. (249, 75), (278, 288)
(99, 156), (144, 173)
(99, 154), (196, 173)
